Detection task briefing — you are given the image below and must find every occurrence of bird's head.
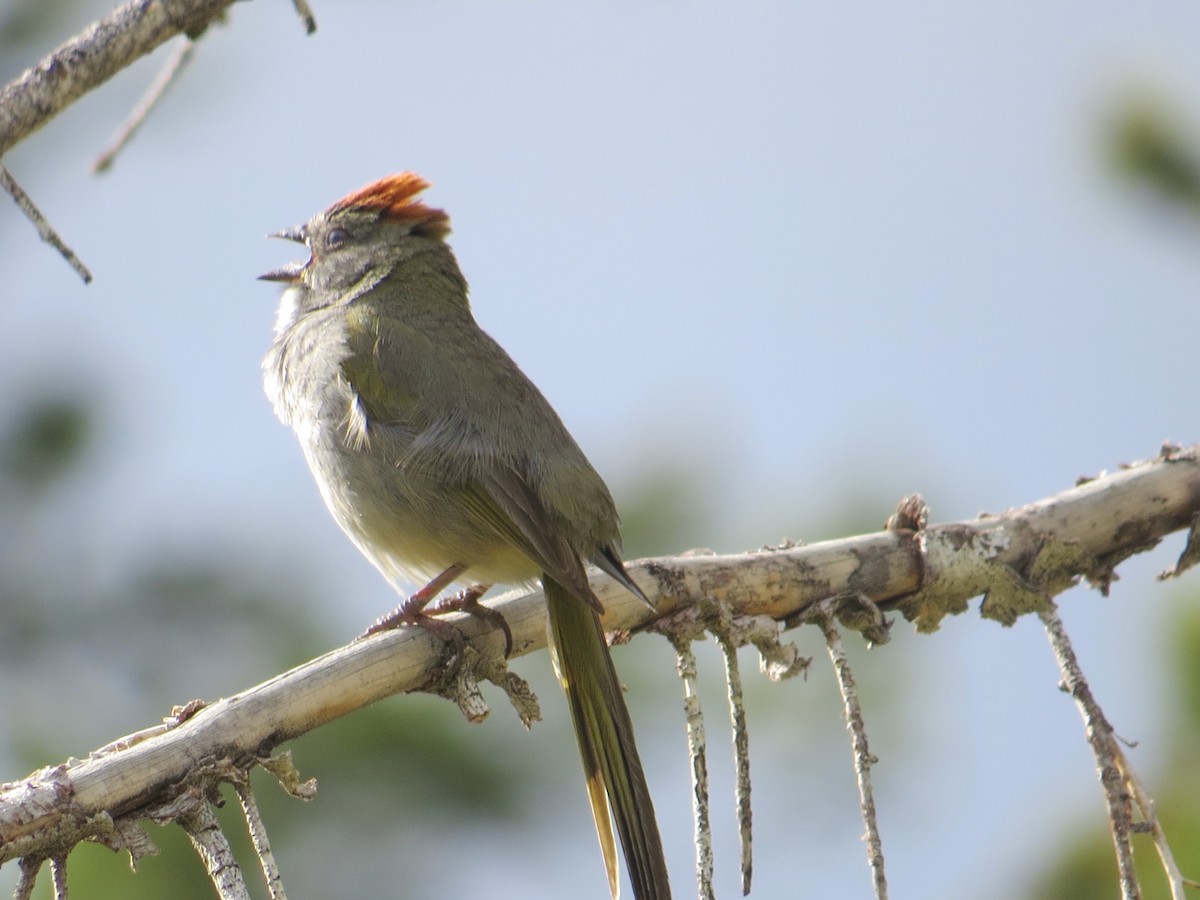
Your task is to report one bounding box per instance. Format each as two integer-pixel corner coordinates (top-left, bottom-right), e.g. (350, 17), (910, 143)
(260, 172), (452, 302)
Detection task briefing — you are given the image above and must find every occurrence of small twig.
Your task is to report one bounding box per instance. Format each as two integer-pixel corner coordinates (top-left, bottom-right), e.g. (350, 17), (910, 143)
(816, 605), (888, 900)
(91, 817), (158, 870)
(48, 859), (67, 900)
(259, 751), (318, 802)
(234, 782), (287, 900)
(180, 802), (250, 900)
(430, 640), (541, 728)
(0, 165), (92, 283)
(1119, 758), (1188, 899)
(50, 856), (68, 899)
(14, 857), (40, 900)
(289, 0), (318, 34)
(1158, 509), (1200, 580)
(0, 0), (239, 159)
(92, 40), (196, 174)
(1040, 606), (1140, 900)
(431, 643), (491, 723)
(712, 618), (753, 894)
(667, 629), (715, 900)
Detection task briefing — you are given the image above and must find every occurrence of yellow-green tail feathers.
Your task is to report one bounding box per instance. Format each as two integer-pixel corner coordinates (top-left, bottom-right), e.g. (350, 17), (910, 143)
(545, 576), (671, 900)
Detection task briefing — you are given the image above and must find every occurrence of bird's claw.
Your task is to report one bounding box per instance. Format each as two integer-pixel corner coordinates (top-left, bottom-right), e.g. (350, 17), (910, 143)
(360, 592), (467, 674)
(430, 583), (513, 658)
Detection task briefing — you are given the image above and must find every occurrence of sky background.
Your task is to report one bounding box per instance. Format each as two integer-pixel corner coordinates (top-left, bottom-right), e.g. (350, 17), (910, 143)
(1, 1), (1199, 898)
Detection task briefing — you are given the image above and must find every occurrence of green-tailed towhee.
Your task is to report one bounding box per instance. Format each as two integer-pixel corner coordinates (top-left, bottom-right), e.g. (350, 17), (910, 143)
(260, 173), (671, 900)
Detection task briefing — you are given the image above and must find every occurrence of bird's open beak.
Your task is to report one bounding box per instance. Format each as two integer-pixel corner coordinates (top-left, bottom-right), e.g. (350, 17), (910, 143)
(269, 225), (307, 244)
(259, 225), (308, 282)
(258, 262), (305, 283)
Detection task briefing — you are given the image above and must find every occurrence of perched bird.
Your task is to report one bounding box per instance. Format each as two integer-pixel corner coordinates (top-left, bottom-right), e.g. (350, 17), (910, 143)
(261, 173), (671, 899)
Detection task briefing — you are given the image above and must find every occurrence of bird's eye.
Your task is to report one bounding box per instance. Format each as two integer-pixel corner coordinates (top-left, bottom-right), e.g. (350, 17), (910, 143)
(326, 227), (349, 249)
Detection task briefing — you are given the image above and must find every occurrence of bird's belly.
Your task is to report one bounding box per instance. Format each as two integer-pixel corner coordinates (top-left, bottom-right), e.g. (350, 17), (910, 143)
(301, 438), (539, 592)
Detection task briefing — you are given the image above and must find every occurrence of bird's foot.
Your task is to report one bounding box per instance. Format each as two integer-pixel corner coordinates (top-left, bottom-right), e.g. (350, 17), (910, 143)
(361, 592), (462, 645)
(430, 583), (512, 658)
(359, 564), (470, 668)
(361, 598), (463, 677)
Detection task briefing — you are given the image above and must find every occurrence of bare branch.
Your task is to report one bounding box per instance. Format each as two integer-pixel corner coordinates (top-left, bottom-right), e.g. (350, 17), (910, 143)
(180, 803), (249, 900)
(0, 0), (318, 280)
(92, 39), (196, 174)
(1159, 509), (1200, 580)
(234, 782), (287, 900)
(289, 0), (317, 34)
(0, 444), (1198, 872)
(14, 857), (39, 900)
(1120, 757), (1188, 899)
(664, 620), (715, 900)
(50, 855), (67, 900)
(652, 598), (803, 898)
(815, 604), (888, 900)
(0, 165), (92, 283)
(1039, 599), (1198, 897)
(710, 606), (754, 895)
(0, 0), (238, 159)
(258, 752), (317, 803)
(1040, 605), (1140, 898)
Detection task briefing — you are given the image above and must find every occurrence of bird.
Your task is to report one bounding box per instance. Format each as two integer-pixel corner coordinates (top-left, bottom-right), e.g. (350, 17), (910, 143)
(260, 172), (671, 899)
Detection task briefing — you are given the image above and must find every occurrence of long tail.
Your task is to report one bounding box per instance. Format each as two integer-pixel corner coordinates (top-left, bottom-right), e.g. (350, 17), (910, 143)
(544, 576), (672, 900)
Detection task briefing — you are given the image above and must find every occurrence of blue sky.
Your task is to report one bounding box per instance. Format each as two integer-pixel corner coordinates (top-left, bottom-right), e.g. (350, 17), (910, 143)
(2, 2), (1199, 897)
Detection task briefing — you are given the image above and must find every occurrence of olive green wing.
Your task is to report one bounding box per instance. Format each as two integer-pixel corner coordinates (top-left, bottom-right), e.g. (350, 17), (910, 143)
(456, 469), (602, 611)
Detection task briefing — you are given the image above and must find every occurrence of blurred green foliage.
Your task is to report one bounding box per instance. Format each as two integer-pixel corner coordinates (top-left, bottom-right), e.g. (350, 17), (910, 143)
(0, 396), (89, 498)
(0, 391), (526, 898)
(617, 458), (718, 559)
(1108, 92), (1200, 214)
